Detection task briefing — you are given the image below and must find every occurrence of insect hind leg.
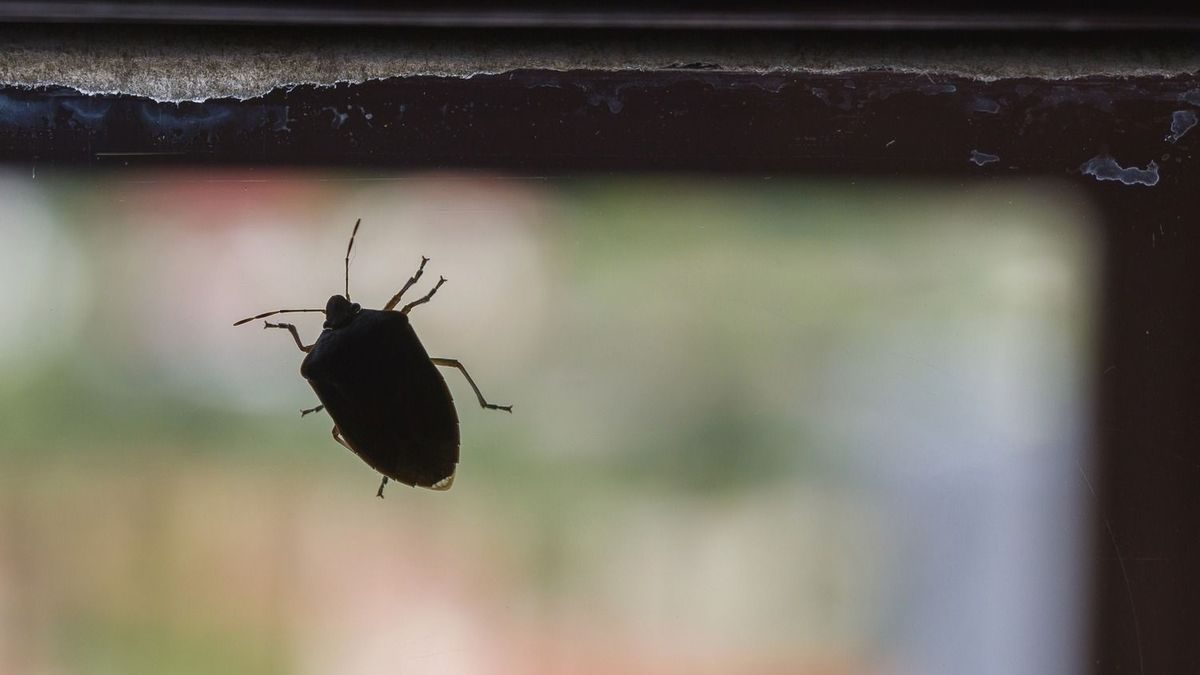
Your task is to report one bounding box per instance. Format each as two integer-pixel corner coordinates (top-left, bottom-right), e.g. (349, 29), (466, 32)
(430, 358), (513, 412)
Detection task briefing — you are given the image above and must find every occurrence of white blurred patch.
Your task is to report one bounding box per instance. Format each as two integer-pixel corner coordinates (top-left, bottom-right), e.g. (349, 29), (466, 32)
(0, 176), (90, 389)
(131, 213), (326, 412)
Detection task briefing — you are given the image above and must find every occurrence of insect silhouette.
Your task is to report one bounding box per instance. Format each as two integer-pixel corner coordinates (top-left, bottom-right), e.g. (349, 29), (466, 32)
(235, 219), (512, 497)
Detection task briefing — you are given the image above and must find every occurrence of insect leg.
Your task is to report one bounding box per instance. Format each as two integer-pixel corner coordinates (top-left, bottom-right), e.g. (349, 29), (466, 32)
(430, 358), (513, 412)
(345, 218), (361, 301)
(376, 476), (388, 498)
(383, 256), (430, 311)
(263, 321), (312, 352)
(233, 308), (324, 326)
(400, 276), (447, 315)
(300, 404), (324, 417)
(331, 426), (353, 451)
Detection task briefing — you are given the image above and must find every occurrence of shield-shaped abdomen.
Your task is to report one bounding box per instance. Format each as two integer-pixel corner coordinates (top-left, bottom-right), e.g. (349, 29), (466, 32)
(300, 309), (460, 488)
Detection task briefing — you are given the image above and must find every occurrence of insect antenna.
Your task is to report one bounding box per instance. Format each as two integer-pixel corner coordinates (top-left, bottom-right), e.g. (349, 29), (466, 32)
(345, 218), (361, 301)
(233, 309), (325, 326)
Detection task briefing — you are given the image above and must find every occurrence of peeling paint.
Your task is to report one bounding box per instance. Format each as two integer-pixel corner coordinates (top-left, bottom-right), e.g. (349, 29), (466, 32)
(809, 86), (853, 110)
(581, 83), (627, 114)
(61, 99), (111, 122)
(139, 103), (233, 133)
(1165, 110), (1197, 143)
(971, 96), (1001, 114)
(969, 150), (1000, 166)
(0, 93), (54, 125)
(1018, 84), (1115, 112)
(1080, 155), (1160, 187)
(271, 105), (291, 132)
(0, 66), (1188, 176)
(0, 27), (1198, 102)
(130, 100), (292, 142)
(918, 83), (957, 95)
(321, 106), (350, 129)
(665, 62), (721, 70)
(728, 77), (789, 94)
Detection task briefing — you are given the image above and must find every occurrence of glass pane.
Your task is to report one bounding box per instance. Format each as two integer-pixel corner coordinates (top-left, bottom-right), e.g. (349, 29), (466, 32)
(0, 171), (1097, 675)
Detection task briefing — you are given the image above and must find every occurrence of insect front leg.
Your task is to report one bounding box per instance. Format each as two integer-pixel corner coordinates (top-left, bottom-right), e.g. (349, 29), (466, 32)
(263, 321), (313, 352)
(383, 256), (430, 311)
(300, 404), (324, 417)
(430, 358), (513, 412)
(400, 276), (447, 315)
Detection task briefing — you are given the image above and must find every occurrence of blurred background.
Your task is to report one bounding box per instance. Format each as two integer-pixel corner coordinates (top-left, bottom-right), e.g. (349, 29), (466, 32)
(0, 170), (1097, 675)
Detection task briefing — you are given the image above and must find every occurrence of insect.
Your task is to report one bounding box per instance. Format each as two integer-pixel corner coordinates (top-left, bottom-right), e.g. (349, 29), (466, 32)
(235, 219), (511, 498)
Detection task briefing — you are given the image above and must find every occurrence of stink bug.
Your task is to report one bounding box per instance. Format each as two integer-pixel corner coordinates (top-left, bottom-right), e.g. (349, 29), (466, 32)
(235, 219), (511, 497)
